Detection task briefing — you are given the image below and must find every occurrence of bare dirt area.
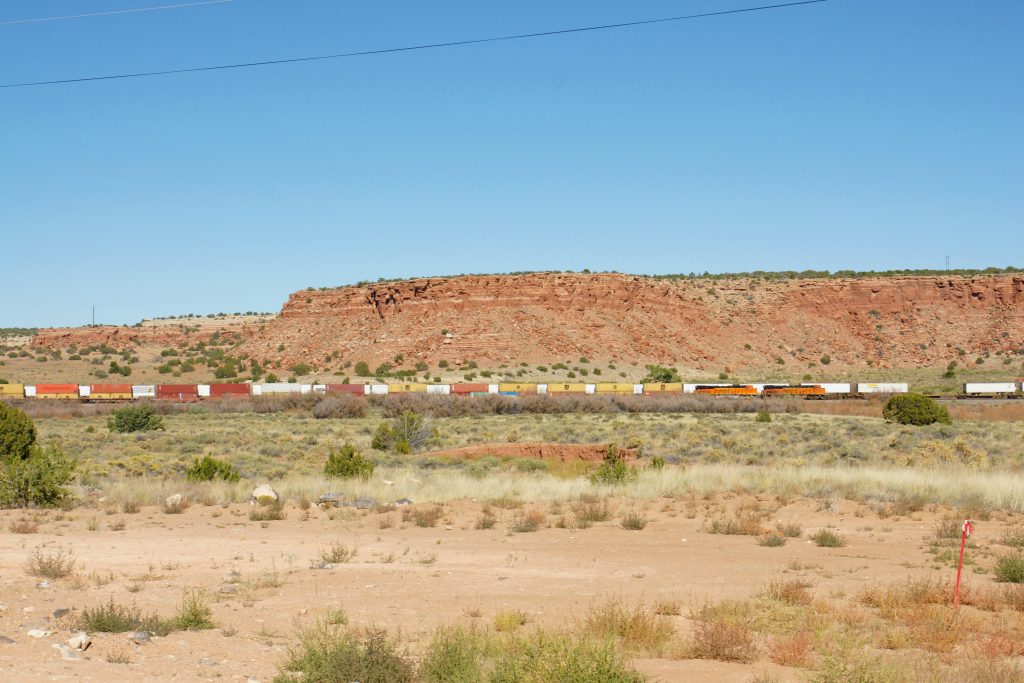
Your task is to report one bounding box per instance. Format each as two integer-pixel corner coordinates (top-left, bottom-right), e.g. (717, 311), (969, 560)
(1, 494), (1020, 682)
(424, 442), (639, 463)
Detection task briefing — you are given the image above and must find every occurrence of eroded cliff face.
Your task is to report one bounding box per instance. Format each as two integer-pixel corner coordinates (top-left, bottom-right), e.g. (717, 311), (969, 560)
(239, 273), (1024, 371)
(31, 273), (1024, 371)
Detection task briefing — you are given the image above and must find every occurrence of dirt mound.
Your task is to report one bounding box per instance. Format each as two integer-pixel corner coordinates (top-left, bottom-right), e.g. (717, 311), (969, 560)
(32, 273), (1024, 370)
(425, 442), (638, 463)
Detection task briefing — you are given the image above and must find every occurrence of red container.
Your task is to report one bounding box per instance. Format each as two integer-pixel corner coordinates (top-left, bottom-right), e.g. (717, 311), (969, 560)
(209, 383), (251, 398)
(35, 384), (80, 396)
(91, 384), (132, 394)
(157, 384), (199, 401)
(326, 384), (366, 395)
(452, 383), (488, 395)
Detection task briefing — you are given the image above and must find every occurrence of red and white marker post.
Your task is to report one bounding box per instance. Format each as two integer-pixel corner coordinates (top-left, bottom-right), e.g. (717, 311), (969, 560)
(953, 516), (973, 609)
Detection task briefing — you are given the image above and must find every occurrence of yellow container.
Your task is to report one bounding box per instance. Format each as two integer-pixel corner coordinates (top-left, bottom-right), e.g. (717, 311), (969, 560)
(91, 392), (133, 401)
(387, 383), (427, 393)
(499, 383), (537, 394)
(0, 383), (25, 397)
(643, 383), (683, 393)
(547, 383), (587, 393)
(595, 383), (634, 394)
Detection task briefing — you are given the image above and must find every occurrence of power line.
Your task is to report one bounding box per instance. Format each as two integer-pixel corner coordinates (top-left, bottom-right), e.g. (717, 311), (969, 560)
(0, 0), (234, 26)
(1, 0), (827, 89)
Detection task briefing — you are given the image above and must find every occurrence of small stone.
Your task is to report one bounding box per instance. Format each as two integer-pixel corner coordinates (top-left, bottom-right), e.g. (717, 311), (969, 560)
(382, 480), (394, 486)
(36, 581), (51, 589)
(219, 585), (238, 595)
(250, 484), (279, 506)
(395, 498), (413, 507)
(309, 561), (331, 570)
(222, 571), (242, 583)
(66, 632), (91, 651)
(22, 606), (33, 613)
(197, 657), (217, 666)
(128, 631), (151, 644)
(27, 629), (52, 638)
(0, 636), (15, 644)
(352, 498), (377, 510)
(52, 608), (70, 619)
(52, 643), (82, 661)
(0, 603), (8, 612)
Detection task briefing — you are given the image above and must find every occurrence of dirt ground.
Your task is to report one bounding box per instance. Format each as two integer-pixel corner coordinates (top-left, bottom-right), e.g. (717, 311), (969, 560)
(0, 495), (1010, 682)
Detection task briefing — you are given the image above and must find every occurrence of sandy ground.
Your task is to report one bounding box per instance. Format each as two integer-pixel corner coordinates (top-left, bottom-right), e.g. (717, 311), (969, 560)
(0, 495), (1009, 682)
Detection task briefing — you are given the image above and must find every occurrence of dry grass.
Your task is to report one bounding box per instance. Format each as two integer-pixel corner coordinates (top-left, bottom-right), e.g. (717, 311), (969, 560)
(9, 516), (39, 534)
(493, 610), (529, 632)
(684, 603), (758, 663)
(24, 546), (75, 578)
(583, 598), (674, 655)
(762, 578), (814, 606)
(510, 508), (547, 533)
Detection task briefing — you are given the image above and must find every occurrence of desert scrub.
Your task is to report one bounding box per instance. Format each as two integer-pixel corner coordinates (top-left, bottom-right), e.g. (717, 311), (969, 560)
(994, 554), (1024, 583)
(621, 511), (648, 530)
(583, 598), (673, 655)
(883, 394), (951, 426)
(24, 545), (75, 578)
(274, 624), (414, 683)
(324, 442), (375, 479)
(108, 405), (164, 433)
(590, 445), (637, 485)
(493, 610), (529, 632)
(685, 602), (757, 663)
(76, 590), (214, 635)
(250, 500), (286, 521)
(186, 456), (240, 482)
(811, 529), (847, 547)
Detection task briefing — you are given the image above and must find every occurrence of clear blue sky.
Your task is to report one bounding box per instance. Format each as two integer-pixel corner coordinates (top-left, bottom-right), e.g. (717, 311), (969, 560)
(2, 0), (1021, 327)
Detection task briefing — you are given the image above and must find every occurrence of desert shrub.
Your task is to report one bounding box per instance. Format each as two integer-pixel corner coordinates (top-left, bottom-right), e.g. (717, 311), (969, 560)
(354, 361), (371, 377)
(275, 624), (414, 683)
(403, 504), (444, 528)
(573, 497), (613, 524)
(994, 554), (1024, 583)
(0, 403), (36, 459)
(621, 512), (648, 530)
(763, 578), (813, 605)
(108, 405), (164, 433)
(776, 522), (802, 538)
(811, 529), (847, 547)
(25, 545), (75, 578)
(758, 533), (786, 547)
(76, 591), (213, 635)
(583, 598), (673, 653)
(291, 363), (312, 376)
(687, 604), (757, 663)
(320, 542), (356, 564)
(882, 394), (951, 426)
(371, 411), (436, 454)
(510, 509), (546, 533)
(0, 444), (76, 508)
(755, 410), (772, 423)
(494, 610), (529, 632)
(641, 364), (681, 383)
(250, 500), (286, 521)
(490, 630), (644, 683)
(311, 396), (367, 419)
(185, 456), (240, 483)
(324, 443), (375, 479)
(590, 445), (636, 486)
(706, 512), (765, 536)
(174, 589), (215, 630)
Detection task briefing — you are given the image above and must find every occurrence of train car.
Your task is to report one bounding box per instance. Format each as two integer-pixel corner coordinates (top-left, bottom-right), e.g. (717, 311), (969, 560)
(695, 385), (759, 396)
(89, 383), (133, 400)
(547, 383), (588, 394)
(801, 383), (852, 395)
(452, 383), (489, 395)
(751, 383), (789, 395)
(763, 385), (826, 397)
(367, 384), (389, 396)
(388, 383), (427, 393)
(157, 384), (200, 401)
(0, 383), (25, 399)
(963, 382), (1019, 397)
(426, 384), (451, 395)
(132, 385), (157, 399)
(857, 382), (909, 394)
(498, 383), (539, 396)
(683, 383), (730, 394)
(254, 383), (312, 396)
(595, 383), (636, 395)
(207, 383), (251, 399)
(325, 384), (367, 396)
(35, 383), (80, 400)
(643, 383), (683, 394)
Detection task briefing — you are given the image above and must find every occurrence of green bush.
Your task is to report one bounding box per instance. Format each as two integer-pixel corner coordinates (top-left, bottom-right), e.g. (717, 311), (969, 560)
(274, 625), (414, 683)
(0, 403), (37, 459)
(755, 410), (772, 423)
(994, 554), (1024, 583)
(811, 529), (846, 548)
(186, 456), (240, 482)
(0, 444), (76, 508)
(108, 405), (165, 433)
(291, 363), (312, 376)
(882, 393), (951, 426)
(324, 443), (375, 479)
(371, 412), (436, 454)
(590, 445), (637, 486)
(640, 364), (681, 383)
(354, 361), (371, 377)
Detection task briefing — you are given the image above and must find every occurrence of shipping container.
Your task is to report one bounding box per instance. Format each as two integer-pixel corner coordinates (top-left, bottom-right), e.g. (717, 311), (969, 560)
(584, 384), (596, 394)
(0, 383), (26, 398)
(325, 384), (367, 396)
(89, 384), (133, 400)
(35, 383), (80, 399)
(197, 385), (211, 398)
(801, 383), (852, 394)
(594, 383), (636, 394)
(132, 385), (156, 399)
(78, 386), (90, 398)
(763, 386), (825, 397)
(257, 383), (306, 395)
(312, 385), (327, 394)
(537, 384), (548, 394)
(452, 383), (489, 394)
(499, 383), (538, 395)
(857, 383), (909, 394)
(368, 384), (389, 395)
(157, 384), (199, 401)
(24, 386), (37, 398)
(388, 383), (427, 393)
(963, 382), (1018, 395)
(643, 383), (683, 394)
(209, 383), (251, 399)
(547, 383), (587, 394)
(489, 384), (500, 394)
(426, 385), (451, 395)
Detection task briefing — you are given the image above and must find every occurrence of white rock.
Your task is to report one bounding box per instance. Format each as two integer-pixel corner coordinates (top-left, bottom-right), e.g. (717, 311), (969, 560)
(249, 484), (279, 505)
(27, 629), (52, 638)
(165, 493), (183, 508)
(66, 632), (91, 651)
(52, 643), (82, 661)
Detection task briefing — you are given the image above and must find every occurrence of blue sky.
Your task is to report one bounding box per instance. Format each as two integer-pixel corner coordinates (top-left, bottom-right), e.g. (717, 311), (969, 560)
(2, 0), (1021, 327)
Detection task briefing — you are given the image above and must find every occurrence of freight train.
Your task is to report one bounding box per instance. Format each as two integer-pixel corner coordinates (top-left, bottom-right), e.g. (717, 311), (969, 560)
(0, 381), (1020, 402)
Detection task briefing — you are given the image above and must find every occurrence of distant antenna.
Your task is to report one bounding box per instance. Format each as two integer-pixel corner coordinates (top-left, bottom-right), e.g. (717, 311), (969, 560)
(945, 255), (950, 271)
(92, 305), (95, 326)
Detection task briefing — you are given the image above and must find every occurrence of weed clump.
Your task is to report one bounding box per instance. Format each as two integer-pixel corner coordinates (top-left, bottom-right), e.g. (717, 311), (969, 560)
(590, 445), (636, 486)
(274, 624), (414, 683)
(811, 529), (847, 547)
(186, 456), (240, 482)
(994, 554), (1024, 583)
(324, 442), (375, 479)
(108, 405), (164, 433)
(883, 394), (951, 426)
(24, 545), (75, 578)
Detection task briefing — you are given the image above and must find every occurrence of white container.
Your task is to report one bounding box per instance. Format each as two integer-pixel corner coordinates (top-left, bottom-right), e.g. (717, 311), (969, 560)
(132, 385), (157, 399)
(258, 383), (304, 394)
(78, 386), (91, 398)
(368, 384), (389, 395)
(683, 383), (730, 394)
(857, 383), (909, 394)
(197, 385), (211, 398)
(964, 382), (1018, 395)
(24, 386), (36, 397)
(633, 384), (644, 395)
(299, 384), (312, 395)
(426, 385), (451, 395)
(251, 384), (263, 397)
(801, 383), (852, 394)
(537, 384), (548, 395)
(488, 384), (499, 394)
(585, 384), (596, 394)
(313, 385), (327, 394)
